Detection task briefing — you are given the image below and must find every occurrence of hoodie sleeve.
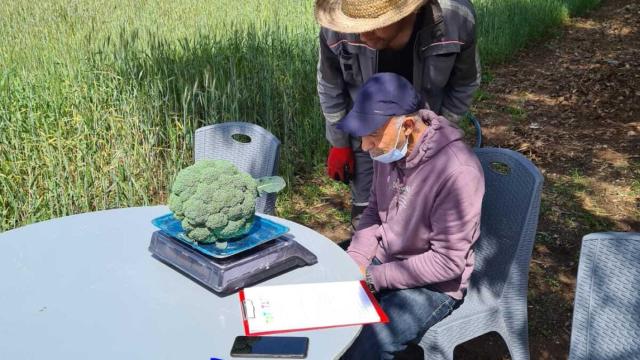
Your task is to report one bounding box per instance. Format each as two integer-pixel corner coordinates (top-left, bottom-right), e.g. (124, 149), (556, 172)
(346, 169), (382, 268)
(368, 166), (484, 290)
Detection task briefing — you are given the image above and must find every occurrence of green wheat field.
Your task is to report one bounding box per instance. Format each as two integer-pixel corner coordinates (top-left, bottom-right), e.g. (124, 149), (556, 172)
(0, 0), (598, 231)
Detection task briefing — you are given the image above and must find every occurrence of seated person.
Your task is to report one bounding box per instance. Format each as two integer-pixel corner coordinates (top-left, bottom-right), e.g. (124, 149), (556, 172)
(337, 73), (485, 359)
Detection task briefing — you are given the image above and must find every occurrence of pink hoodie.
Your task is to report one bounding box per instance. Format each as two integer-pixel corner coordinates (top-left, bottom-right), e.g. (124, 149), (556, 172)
(347, 110), (485, 299)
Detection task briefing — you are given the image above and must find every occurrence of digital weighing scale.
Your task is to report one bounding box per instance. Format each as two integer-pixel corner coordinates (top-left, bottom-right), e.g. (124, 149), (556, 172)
(148, 213), (317, 295)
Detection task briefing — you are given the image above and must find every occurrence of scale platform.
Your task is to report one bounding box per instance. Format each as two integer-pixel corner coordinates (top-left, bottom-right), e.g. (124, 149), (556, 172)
(149, 231), (318, 295)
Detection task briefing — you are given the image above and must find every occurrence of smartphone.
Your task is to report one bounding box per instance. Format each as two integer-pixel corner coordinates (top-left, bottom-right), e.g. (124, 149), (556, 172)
(230, 335), (309, 358)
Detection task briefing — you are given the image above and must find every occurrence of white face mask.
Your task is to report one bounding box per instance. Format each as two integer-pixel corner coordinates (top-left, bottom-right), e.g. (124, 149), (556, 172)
(371, 118), (408, 163)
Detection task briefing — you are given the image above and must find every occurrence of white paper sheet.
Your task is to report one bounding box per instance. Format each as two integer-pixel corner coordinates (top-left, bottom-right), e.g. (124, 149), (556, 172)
(240, 281), (387, 335)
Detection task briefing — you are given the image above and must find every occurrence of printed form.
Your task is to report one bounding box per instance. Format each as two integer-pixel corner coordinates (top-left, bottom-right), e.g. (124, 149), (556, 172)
(239, 281), (388, 335)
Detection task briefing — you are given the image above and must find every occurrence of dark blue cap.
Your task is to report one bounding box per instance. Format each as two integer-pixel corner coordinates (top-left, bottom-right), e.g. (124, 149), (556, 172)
(337, 73), (422, 137)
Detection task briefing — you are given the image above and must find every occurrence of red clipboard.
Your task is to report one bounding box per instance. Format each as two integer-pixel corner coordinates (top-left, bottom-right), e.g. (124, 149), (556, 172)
(238, 280), (389, 336)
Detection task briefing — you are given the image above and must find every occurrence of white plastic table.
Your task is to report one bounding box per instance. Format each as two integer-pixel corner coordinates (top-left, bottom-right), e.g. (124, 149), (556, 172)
(0, 206), (362, 360)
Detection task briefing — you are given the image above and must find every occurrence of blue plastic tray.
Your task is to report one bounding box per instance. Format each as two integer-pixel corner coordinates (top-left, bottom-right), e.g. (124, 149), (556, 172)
(151, 213), (289, 258)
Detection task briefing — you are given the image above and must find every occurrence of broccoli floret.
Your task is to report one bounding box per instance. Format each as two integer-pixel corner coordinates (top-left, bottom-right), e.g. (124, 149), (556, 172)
(168, 160), (257, 243)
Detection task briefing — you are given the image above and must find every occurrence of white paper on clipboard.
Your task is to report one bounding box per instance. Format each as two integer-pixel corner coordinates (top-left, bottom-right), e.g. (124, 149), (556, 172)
(238, 280), (388, 335)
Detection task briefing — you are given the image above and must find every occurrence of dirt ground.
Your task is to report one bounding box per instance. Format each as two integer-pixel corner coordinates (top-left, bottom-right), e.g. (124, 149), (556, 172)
(281, 0), (639, 358)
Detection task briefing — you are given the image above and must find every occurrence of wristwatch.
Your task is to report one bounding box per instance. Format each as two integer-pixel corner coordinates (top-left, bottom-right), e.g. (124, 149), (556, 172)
(364, 267), (377, 294)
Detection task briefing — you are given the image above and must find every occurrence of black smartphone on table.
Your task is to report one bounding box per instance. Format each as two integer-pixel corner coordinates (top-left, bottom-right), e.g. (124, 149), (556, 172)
(230, 335), (309, 358)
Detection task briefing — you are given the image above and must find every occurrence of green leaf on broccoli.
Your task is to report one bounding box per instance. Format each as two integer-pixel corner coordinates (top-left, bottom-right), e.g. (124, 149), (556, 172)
(256, 176), (286, 195)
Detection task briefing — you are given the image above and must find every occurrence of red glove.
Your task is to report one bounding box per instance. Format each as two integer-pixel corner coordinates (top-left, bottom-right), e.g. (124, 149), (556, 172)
(327, 147), (355, 183)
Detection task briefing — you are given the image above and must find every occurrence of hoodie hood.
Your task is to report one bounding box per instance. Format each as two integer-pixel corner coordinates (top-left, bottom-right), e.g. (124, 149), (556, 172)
(400, 109), (465, 169)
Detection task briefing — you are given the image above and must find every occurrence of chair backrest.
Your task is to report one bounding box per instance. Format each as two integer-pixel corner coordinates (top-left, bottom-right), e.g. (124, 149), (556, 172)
(569, 232), (640, 360)
(194, 122), (281, 215)
(466, 113), (483, 148)
(467, 148), (543, 305)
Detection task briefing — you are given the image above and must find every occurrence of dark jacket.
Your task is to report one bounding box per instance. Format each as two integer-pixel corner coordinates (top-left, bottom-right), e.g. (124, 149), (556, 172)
(317, 0), (481, 147)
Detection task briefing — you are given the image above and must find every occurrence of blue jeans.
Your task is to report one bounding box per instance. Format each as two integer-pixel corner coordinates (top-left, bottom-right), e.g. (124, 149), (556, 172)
(341, 260), (460, 360)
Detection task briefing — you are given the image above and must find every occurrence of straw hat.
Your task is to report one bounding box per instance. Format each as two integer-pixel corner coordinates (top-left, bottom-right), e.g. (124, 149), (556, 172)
(315, 0), (427, 33)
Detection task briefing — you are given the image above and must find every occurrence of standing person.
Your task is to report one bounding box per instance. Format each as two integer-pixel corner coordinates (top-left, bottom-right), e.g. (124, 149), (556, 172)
(315, 0), (481, 227)
(336, 72), (484, 359)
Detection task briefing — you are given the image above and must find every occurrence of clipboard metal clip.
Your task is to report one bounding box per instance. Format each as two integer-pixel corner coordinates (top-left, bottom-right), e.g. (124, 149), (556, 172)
(241, 299), (255, 319)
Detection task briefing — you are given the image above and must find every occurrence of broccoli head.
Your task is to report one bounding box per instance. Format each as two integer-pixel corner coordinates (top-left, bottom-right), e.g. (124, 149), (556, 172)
(168, 160), (258, 243)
